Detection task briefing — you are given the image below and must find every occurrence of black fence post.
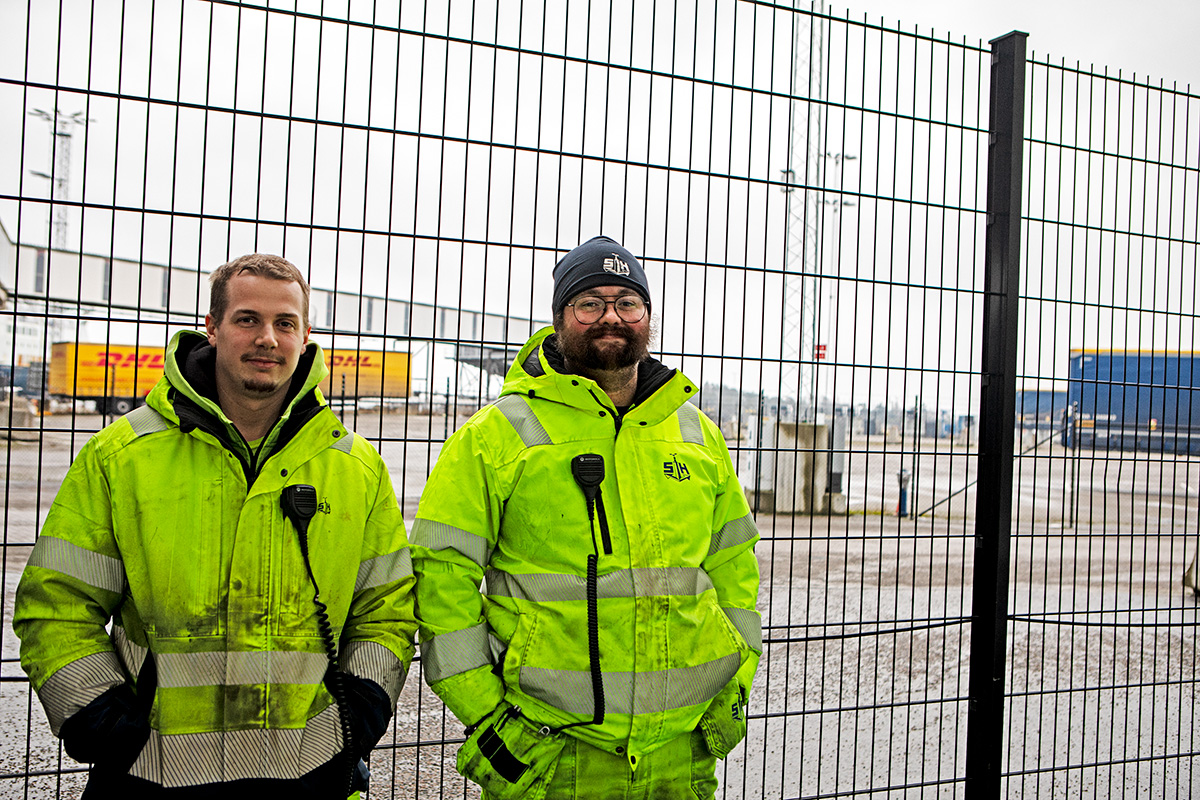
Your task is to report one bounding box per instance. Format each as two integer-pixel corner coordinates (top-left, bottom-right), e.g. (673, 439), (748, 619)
(965, 30), (1027, 798)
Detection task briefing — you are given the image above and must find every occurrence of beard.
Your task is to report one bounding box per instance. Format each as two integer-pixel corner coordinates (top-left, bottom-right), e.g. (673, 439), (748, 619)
(242, 378), (280, 394)
(558, 321), (650, 372)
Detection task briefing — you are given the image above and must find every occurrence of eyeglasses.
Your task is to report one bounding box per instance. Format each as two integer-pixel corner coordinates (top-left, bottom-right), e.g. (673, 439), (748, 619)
(567, 295), (648, 324)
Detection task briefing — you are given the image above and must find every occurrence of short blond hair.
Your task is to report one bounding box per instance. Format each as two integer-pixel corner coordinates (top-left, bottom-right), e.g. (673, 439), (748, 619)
(209, 254), (310, 324)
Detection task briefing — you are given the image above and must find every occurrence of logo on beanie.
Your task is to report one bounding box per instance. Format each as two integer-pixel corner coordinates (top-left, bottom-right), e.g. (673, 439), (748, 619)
(603, 256), (630, 276)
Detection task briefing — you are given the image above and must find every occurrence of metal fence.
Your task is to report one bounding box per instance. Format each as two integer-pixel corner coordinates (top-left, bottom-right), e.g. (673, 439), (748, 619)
(0, 1), (1196, 798)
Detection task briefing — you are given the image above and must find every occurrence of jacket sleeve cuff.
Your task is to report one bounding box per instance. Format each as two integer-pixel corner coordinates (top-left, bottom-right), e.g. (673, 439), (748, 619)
(341, 640), (407, 706)
(428, 665), (506, 729)
(38, 651), (126, 736)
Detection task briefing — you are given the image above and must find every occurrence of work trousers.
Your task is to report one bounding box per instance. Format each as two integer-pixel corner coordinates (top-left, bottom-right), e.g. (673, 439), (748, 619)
(484, 728), (718, 800)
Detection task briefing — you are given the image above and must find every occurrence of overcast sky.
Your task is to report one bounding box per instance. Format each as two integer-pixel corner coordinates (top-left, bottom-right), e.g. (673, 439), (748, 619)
(839, 0), (1199, 88)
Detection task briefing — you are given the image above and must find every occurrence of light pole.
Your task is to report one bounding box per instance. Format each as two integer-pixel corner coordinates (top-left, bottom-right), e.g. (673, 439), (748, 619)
(27, 108), (92, 250)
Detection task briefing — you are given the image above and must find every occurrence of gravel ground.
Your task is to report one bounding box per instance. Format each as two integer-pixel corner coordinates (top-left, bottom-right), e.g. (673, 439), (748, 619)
(0, 413), (1196, 798)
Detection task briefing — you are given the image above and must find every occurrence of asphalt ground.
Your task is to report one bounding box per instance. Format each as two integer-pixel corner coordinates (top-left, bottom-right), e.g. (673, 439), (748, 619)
(0, 412), (1196, 798)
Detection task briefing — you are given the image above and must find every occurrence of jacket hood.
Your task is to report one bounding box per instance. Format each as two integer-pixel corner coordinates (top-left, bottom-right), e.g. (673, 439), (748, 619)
(500, 326), (695, 424)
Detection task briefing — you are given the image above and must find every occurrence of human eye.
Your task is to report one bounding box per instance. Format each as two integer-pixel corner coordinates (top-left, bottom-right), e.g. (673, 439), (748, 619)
(236, 315), (257, 326)
(575, 298), (604, 313)
(616, 297), (642, 311)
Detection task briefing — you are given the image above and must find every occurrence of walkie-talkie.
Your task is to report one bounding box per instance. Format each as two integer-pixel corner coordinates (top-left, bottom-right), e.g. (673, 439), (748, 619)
(562, 455), (607, 729)
(280, 484), (357, 794)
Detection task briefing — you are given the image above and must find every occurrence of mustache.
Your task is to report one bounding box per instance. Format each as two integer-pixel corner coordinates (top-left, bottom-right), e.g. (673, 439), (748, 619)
(242, 352), (285, 364)
(585, 323), (633, 340)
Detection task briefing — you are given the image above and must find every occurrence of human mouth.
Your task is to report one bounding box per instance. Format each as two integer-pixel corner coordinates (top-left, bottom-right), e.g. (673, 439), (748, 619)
(244, 353), (284, 368)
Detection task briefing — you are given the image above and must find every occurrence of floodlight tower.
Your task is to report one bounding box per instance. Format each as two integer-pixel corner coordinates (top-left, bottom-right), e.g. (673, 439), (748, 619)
(780, 6), (826, 423)
(28, 108), (90, 250)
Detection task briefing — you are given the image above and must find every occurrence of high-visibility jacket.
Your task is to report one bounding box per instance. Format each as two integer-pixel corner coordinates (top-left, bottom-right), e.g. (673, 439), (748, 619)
(411, 327), (761, 766)
(13, 330), (417, 790)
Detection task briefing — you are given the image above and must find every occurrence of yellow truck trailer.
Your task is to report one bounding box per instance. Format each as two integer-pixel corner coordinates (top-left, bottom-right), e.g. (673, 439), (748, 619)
(49, 341), (410, 415)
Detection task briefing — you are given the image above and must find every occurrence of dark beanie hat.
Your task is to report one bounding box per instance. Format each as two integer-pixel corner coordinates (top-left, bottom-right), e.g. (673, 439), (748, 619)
(551, 236), (651, 316)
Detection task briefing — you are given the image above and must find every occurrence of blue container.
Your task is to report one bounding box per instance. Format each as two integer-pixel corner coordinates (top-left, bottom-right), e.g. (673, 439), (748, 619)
(1067, 350), (1200, 453)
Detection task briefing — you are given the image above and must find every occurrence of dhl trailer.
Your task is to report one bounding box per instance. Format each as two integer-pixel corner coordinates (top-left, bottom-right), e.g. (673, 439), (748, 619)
(49, 341), (410, 415)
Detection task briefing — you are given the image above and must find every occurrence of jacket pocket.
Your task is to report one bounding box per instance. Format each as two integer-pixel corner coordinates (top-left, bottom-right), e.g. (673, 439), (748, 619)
(457, 703), (565, 800)
(698, 677), (747, 759)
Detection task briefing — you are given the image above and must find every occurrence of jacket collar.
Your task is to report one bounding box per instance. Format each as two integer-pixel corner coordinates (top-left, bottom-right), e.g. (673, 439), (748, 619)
(501, 326), (696, 424)
(148, 330), (330, 469)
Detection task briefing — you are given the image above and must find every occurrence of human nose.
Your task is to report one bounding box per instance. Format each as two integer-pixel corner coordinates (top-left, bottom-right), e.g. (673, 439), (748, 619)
(597, 300), (622, 323)
(255, 323), (278, 348)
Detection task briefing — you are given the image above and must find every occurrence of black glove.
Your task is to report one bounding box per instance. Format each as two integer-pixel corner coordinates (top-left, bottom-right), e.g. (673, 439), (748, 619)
(58, 684), (151, 772)
(337, 673), (392, 759)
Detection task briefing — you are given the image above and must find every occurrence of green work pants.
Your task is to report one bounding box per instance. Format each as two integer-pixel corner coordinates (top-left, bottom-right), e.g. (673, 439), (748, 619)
(483, 728), (718, 800)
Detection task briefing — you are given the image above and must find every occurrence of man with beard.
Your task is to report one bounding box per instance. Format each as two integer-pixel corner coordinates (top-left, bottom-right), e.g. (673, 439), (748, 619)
(15, 254), (416, 798)
(411, 236), (762, 799)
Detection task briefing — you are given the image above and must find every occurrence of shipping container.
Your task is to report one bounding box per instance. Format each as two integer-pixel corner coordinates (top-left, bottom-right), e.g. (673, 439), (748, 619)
(49, 341), (409, 415)
(1066, 350), (1200, 453)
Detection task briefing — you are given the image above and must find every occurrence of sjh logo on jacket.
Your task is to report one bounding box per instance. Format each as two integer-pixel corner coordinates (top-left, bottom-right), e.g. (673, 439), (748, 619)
(663, 455), (690, 482)
(603, 256), (630, 276)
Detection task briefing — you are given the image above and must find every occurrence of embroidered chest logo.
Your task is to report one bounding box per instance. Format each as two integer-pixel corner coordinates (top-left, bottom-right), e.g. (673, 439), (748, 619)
(603, 255), (630, 276)
(663, 454), (691, 482)
(317, 499), (333, 515)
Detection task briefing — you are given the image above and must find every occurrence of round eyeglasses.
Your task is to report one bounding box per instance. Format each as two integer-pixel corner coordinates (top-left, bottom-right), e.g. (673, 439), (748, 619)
(567, 295), (648, 324)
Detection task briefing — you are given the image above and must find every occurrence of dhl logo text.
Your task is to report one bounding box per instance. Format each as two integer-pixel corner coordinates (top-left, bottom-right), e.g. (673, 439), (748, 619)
(90, 353), (165, 369)
(328, 355), (379, 367)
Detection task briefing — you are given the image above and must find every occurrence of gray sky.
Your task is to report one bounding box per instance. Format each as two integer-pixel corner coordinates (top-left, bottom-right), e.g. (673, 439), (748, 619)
(2, 0), (1195, 411)
(839, 0), (1199, 88)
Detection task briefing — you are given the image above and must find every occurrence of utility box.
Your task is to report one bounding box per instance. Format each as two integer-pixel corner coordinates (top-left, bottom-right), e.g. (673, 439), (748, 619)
(743, 420), (847, 514)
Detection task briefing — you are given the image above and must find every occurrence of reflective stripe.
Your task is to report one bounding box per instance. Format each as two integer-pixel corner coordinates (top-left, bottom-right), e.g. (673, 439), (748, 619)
(156, 651), (328, 689)
(126, 405), (169, 437)
(356, 547), (413, 592)
(27, 536), (126, 595)
(342, 640), (407, 704)
(37, 651), (126, 735)
(330, 430), (355, 454)
(420, 622), (494, 684)
(676, 402), (705, 445)
(111, 623), (149, 680)
(411, 519), (491, 568)
(520, 652), (741, 716)
(724, 606), (763, 652)
(495, 394), (553, 447)
(486, 567), (714, 602)
(130, 701), (342, 788)
(709, 513), (758, 557)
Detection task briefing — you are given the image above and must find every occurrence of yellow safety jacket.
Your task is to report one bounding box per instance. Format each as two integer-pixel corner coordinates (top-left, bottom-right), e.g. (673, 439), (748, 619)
(412, 327), (761, 767)
(13, 330), (416, 790)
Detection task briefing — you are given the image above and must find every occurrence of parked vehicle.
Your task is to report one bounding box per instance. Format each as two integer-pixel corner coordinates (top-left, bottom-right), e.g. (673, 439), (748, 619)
(48, 341), (410, 415)
(1066, 349), (1200, 453)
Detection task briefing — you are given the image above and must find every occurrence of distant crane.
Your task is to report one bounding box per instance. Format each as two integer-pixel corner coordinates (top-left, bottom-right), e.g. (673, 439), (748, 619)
(28, 108), (91, 250)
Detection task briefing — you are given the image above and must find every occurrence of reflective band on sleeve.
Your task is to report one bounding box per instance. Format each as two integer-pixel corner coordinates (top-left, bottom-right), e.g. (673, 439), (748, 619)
(520, 652), (741, 716)
(155, 650), (329, 689)
(355, 547), (413, 592)
(495, 394), (553, 447)
(27, 536), (126, 595)
(37, 651), (126, 735)
(486, 567), (714, 602)
(411, 519), (492, 567)
(125, 405), (169, 437)
(129, 701), (342, 788)
(708, 514), (758, 557)
(330, 430), (355, 454)
(342, 640), (407, 704)
(420, 622), (494, 684)
(723, 606), (763, 652)
(676, 402), (705, 445)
